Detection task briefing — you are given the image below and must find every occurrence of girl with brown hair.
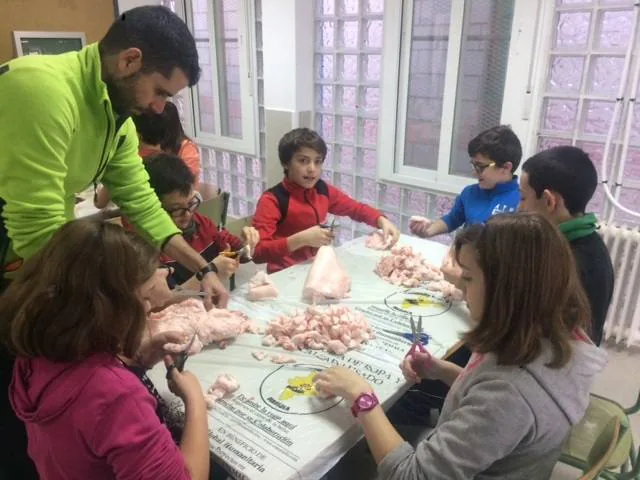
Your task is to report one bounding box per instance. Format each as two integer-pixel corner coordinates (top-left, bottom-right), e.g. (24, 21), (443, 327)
(0, 219), (209, 480)
(317, 213), (607, 480)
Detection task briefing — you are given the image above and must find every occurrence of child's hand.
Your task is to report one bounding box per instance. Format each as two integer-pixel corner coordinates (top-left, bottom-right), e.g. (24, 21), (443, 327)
(301, 225), (334, 248)
(240, 226), (260, 251)
(400, 353), (447, 382)
(409, 216), (432, 238)
(164, 356), (205, 404)
(313, 367), (372, 403)
(377, 217), (400, 247)
(212, 254), (239, 278)
(136, 330), (187, 369)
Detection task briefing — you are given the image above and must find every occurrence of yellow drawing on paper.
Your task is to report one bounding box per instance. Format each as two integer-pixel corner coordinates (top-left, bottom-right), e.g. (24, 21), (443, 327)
(279, 371), (319, 401)
(402, 294), (438, 310)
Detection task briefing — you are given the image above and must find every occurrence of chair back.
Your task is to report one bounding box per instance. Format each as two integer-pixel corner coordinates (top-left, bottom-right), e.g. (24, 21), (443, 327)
(199, 189), (230, 230)
(578, 416), (621, 480)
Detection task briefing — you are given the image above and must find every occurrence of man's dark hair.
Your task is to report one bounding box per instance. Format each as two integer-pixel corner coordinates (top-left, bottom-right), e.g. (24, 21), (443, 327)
(468, 125), (523, 172)
(522, 146), (598, 215)
(132, 111), (166, 146)
(144, 153), (195, 197)
(99, 6), (200, 86)
(278, 128), (328, 171)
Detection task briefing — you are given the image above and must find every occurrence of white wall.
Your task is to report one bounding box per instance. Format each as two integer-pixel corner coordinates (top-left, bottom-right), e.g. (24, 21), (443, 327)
(116, 0), (161, 14)
(262, 0), (314, 112)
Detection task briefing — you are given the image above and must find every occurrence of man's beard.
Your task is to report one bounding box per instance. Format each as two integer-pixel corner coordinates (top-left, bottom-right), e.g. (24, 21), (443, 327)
(104, 73), (139, 117)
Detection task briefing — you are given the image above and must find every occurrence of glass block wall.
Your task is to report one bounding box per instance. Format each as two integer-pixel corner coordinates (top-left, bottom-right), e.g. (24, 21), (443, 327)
(315, 0), (455, 245)
(316, 0), (640, 240)
(163, 0), (266, 219)
(538, 0), (640, 226)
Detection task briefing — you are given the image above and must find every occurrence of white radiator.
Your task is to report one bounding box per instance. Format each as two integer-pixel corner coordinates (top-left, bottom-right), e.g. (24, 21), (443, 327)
(601, 223), (640, 347)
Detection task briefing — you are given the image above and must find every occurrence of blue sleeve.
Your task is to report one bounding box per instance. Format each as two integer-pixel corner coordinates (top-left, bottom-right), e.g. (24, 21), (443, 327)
(508, 190), (521, 212)
(442, 192), (466, 232)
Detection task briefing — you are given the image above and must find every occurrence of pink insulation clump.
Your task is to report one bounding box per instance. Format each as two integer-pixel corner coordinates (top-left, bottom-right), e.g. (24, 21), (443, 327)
(149, 298), (256, 354)
(365, 231), (392, 250)
(375, 247), (463, 300)
(375, 246), (443, 288)
(270, 354), (297, 364)
(264, 305), (375, 356)
(246, 271), (279, 301)
(205, 374), (239, 409)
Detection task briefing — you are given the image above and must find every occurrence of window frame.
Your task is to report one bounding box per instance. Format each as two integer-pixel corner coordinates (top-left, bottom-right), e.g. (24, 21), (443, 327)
(377, 0), (542, 194)
(179, 0), (260, 156)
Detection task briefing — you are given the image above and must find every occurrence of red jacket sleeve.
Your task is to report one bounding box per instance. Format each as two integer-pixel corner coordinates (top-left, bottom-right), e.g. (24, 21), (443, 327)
(217, 228), (243, 252)
(252, 192), (289, 265)
(91, 388), (190, 480)
(193, 214), (246, 261)
(327, 184), (381, 227)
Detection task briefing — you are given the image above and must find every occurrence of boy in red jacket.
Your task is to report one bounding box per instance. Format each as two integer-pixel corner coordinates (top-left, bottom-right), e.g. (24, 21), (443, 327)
(143, 153), (259, 285)
(253, 128), (400, 273)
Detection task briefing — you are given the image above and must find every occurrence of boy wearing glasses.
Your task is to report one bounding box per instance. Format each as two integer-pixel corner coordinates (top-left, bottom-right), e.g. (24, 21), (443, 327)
(411, 125), (522, 238)
(141, 153), (259, 285)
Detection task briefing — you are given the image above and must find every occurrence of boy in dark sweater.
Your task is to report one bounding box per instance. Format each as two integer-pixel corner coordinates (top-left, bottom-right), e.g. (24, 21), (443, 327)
(520, 146), (614, 345)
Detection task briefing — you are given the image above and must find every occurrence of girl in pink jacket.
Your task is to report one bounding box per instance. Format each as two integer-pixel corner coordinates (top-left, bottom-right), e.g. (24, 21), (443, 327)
(0, 220), (210, 480)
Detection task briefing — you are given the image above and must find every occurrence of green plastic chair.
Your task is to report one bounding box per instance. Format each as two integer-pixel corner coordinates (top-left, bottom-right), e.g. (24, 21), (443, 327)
(560, 390), (640, 480)
(578, 416), (621, 480)
(197, 189), (237, 291)
(198, 189), (230, 231)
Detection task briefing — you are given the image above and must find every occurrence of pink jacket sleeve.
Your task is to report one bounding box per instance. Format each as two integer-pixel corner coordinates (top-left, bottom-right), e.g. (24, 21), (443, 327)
(179, 139), (201, 186)
(91, 390), (191, 480)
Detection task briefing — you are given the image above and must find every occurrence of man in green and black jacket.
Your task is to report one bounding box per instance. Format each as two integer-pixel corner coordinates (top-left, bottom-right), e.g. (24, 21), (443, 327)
(0, 6), (229, 478)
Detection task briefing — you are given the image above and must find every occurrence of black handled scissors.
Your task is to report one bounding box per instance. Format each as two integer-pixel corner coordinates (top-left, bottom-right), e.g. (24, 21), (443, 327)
(174, 333), (197, 374)
(319, 217), (337, 232)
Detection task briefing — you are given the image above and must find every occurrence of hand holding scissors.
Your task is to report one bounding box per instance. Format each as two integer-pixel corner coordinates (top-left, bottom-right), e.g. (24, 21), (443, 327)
(401, 315), (433, 383)
(166, 332), (197, 379)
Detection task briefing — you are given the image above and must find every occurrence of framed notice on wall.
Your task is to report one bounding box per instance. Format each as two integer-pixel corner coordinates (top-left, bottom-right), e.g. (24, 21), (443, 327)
(12, 31), (86, 57)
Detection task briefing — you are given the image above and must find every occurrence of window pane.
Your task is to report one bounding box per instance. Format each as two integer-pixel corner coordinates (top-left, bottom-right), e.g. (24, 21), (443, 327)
(402, 0), (452, 170)
(215, 0), (243, 138)
(555, 11), (591, 50)
(191, 0), (244, 138)
(449, 0), (515, 176)
(597, 9), (634, 50)
(193, 0), (216, 134)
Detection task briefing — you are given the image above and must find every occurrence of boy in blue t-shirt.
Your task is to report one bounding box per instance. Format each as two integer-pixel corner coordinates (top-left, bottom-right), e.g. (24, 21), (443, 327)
(411, 125), (522, 238)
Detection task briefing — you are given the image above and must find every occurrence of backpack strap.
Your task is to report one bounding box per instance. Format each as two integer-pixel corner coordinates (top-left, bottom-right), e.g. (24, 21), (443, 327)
(267, 180), (330, 225)
(267, 184), (290, 225)
(314, 179), (329, 196)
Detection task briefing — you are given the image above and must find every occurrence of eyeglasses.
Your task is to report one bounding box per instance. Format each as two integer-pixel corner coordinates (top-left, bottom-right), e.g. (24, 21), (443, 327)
(470, 160), (496, 174)
(164, 195), (202, 218)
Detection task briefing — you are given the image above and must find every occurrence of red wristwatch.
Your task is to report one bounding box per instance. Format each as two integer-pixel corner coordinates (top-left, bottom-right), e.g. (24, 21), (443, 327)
(351, 392), (379, 417)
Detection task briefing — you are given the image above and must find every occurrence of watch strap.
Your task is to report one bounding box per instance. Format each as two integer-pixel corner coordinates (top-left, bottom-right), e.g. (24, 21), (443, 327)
(351, 392), (379, 417)
(195, 263), (218, 281)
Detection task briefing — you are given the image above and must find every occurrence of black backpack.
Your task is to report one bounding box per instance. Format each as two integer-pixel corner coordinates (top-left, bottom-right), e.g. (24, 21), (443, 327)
(268, 179), (329, 225)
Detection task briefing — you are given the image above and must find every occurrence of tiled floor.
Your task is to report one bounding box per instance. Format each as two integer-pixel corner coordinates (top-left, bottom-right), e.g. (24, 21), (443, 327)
(552, 342), (640, 479)
(232, 264), (640, 479)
